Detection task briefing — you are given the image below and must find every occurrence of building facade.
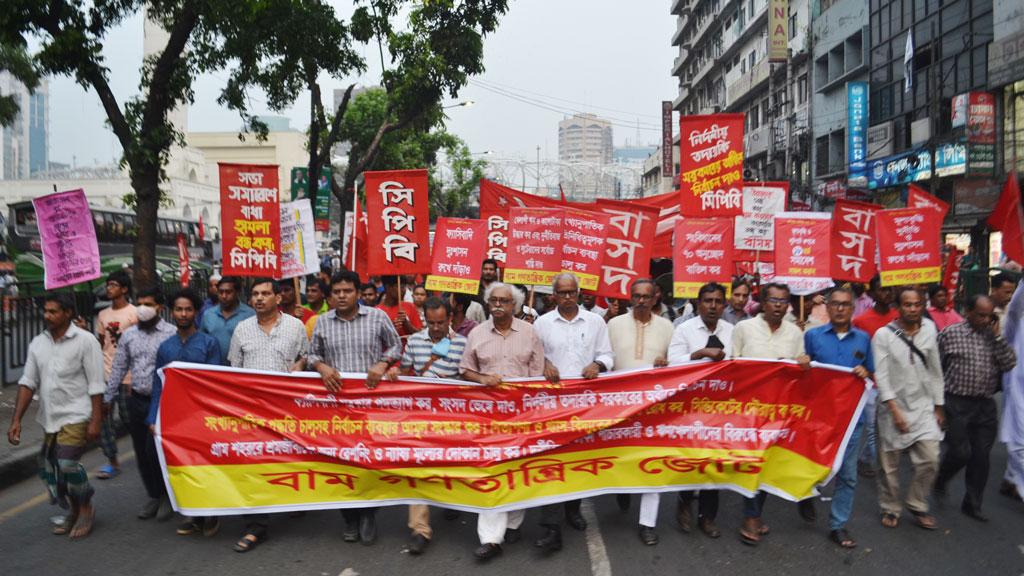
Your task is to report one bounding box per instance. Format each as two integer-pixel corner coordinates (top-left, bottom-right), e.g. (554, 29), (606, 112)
(558, 113), (614, 200)
(0, 72), (48, 180)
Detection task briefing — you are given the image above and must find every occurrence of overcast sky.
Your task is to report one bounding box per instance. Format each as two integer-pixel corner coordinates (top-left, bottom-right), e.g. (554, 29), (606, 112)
(47, 0), (677, 167)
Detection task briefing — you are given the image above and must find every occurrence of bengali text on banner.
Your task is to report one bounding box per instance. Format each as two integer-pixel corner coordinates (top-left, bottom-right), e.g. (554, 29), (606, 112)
(595, 200), (659, 299)
(876, 207), (942, 286)
(503, 207), (564, 285)
(365, 169), (431, 276)
(734, 182), (788, 253)
(678, 114), (745, 217)
(426, 218), (488, 295)
(156, 360), (869, 515)
(219, 163), (281, 277)
(773, 213), (833, 295)
(673, 218), (734, 299)
(32, 188), (102, 290)
(830, 199), (879, 283)
(561, 207), (610, 291)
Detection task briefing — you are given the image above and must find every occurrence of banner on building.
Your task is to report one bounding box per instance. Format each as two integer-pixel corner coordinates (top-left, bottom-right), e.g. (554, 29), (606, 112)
(953, 92), (996, 144)
(830, 199), (880, 283)
(773, 213), (833, 295)
(156, 360), (869, 515)
(219, 163), (281, 278)
(847, 82), (869, 187)
(876, 208), (942, 286)
(734, 182), (788, 252)
(673, 218), (734, 298)
(279, 200), (319, 280)
(365, 169), (431, 276)
(561, 208), (610, 291)
(32, 189), (101, 290)
(426, 218), (488, 295)
(503, 207), (564, 285)
(662, 101), (674, 178)
(678, 114), (745, 217)
(595, 200), (659, 299)
(768, 0), (790, 62)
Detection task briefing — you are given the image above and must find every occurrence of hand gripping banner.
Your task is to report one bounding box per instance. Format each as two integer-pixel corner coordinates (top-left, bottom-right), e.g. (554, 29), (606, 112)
(156, 360), (869, 515)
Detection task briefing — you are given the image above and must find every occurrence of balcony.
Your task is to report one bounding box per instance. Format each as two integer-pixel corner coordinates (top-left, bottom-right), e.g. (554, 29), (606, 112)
(671, 0), (691, 16)
(672, 53), (687, 77)
(672, 18), (687, 46)
(746, 124), (770, 157)
(726, 58), (770, 108)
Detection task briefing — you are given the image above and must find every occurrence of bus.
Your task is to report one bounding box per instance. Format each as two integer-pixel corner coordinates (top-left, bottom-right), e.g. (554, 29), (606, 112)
(5, 201), (214, 287)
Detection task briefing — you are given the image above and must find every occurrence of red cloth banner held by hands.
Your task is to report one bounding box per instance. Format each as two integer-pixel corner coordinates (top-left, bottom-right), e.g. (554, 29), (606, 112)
(365, 169), (431, 275)
(987, 172), (1024, 266)
(561, 208), (610, 291)
(907, 184), (949, 221)
(673, 218), (734, 298)
(504, 207), (564, 285)
(774, 213), (833, 295)
(830, 199), (880, 283)
(595, 200), (659, 299)
(678, 114), (745, 217)
(426, 218), (488, 295)
(219, 163), (281, 277)
(876, 207), (942, 286)
(942, 246), (963, 292)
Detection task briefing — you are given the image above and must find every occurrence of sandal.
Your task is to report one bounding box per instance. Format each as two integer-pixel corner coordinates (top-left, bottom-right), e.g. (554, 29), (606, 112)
(908, 509), (937, 530)
(233, 526), (268, 552)
(96, 465), (120, 480)
(52, 518), (73, 535)
(881, 512), (899, 528)
(829, 528), (857, 549)
(739, 518), (763, 546)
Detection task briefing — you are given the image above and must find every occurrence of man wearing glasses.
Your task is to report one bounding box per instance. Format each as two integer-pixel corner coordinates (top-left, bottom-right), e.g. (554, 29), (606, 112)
(607, 278), (673, 545)
(533, 273), (614, 551)
(460, 282), (546, 561)
(804, 287), (873, 548)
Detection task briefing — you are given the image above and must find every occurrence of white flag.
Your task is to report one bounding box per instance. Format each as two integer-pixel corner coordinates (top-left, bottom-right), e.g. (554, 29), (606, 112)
(904, 30), (914, 94)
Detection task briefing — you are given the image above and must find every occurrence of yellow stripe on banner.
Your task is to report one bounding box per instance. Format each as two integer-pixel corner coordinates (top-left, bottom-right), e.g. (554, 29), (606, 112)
(568, 271), (600, 291)
(425, 275), (480, 295)
(503, 269), (557, 286)
(168, 445), (830, 512)
(880, 266), (941, 286)
(674, 282), (731, 300)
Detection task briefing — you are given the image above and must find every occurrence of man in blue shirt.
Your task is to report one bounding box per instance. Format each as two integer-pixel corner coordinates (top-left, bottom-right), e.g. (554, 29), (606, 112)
(804, 286), (873, 549)
(149, 288), (223, 537)
(199, 276), (254, 361)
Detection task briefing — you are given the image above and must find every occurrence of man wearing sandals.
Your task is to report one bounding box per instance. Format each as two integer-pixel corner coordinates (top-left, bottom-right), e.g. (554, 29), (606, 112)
(803, 287), (873, 548)
(7, 292), (105, 539)
(872, 287), (944, 530)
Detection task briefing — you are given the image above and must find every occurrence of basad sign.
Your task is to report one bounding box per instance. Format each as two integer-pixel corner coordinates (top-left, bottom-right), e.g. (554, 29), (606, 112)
(156, 361), (869, 514)
(678, 114), (745, 217)
(830, 199), (879, 283)
(594, 200), (659, 300)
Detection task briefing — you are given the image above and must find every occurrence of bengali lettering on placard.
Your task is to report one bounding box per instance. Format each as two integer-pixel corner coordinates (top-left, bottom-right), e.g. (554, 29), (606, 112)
(33, 188), (102, 289)
(673, 218), (734, 298)
(365, 169), (431, 275)
(504, 207), (564, 285)
(876, 207), (942, 286)
(679, 114), (745, 217)
(426, 218), (488, 295)
(219, 163), (281, 277)
(561, 208), (610, 291)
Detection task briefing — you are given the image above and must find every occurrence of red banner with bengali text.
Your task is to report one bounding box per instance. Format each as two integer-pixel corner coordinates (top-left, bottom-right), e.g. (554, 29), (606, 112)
(156, 360), (869, 515)
(426, 218), (488, 295)
(678, 114), (745, 217)
(830, 199), (880, 283)
(773, 213), (833, 295)
(503, 207), (564, 285)
(219, 163), (281, 277)
(673, 218), (734, 298)
(594, 200), (659, 300)
(907, 184), (949, 221)
(365, 169), (431, 275)
(561, 208), (610, 291)
(876, 207), (942, 286)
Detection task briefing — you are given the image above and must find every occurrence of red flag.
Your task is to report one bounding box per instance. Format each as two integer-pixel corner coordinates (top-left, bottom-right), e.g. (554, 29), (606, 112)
(559, 184), (567, 204)
(942, 246), (963, 293)
(988, 172), (1024, 265)
(907, 184), (949, 220)
(345, 201), (369, 283)
(176, 233), (191, 288)
(198, 213), (205, 241)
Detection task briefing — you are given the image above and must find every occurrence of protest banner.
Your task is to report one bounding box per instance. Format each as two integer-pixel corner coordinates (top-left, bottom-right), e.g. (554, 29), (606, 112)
(907, 183), (949, 221)
(365, 169), (431, 276)
(561, 208), (610, 291)
(342, 204), (369, 283)
(503, 207), (564, 285)
(279, 200), (319, 280)
(176, 233), (191, 288)
(673, 218), (734, 298)
(942, 246), (963, 292)
(156, 359), (868, 515)
(830, 199), (880, 283)
(734, 182), (788, 252)
(774, 213), (833, 295)
(219, 162), (281, 277)
(678, 114), (745, 217)
(876, 207), (942, 286)
(426, 218), (488, 295)
(32, 188), (101, 290)
(594, 200), (659, 300)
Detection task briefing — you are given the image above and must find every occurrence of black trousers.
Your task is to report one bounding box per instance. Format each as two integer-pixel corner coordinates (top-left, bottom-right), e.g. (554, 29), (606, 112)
(936, 394), (999, 512)
(679, 490), (719, 520)
(342, 507), (378, 524)
(126, 395), (165, 500)
(539, 499), (581, 528)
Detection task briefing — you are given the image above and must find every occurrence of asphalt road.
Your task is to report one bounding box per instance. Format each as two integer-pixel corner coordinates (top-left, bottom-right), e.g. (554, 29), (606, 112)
(1, 435), (1022, 576)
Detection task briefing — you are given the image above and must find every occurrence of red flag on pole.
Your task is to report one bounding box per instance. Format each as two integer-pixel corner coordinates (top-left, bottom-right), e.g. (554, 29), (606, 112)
(344, 201), (369, 283)
(198, 213), (205, 241)
(987, 172), (1024, 266)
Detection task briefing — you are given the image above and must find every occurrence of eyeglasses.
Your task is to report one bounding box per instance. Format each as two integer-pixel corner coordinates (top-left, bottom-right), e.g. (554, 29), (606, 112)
(827, 301), (854, 309)
(555, 290), (579, 298)
(488, 297), (513, 306)
(631, 293), (654, 301)
(765, 297), (789, 305)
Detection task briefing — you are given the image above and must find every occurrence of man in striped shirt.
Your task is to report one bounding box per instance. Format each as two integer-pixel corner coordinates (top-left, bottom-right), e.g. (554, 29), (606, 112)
(385, 296), (468, 555)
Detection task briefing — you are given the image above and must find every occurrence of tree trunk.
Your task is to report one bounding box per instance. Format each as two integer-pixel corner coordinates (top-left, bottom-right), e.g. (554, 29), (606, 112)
(130, 168), (162, 289)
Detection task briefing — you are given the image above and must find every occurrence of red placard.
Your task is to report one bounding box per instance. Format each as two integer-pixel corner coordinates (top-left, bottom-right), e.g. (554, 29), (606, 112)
(830, 199), (880, 283)
(942, 246), (963, 292)
(425, 218), (488, 295)
(673, 218), (734, 298)
(968, 92), (996, 144)
(907, 184), (949, 221)
(678, 114), (745, 217)
(503, 207), (564, 285)
(875, 207), (942, 286)
(479, 179), (568, 265)
(773, 213), (833, 295)
(176, 233), (191, 288)
(594, 200), (659, 299)
(561, 208), (610, 291)
(219, 163), (281, 277)
(365, 169), (431, 275)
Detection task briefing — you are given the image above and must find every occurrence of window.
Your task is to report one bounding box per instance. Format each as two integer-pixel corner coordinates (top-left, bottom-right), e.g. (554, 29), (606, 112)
(789, 12), (798, 40)
(798, 74), (808, 104)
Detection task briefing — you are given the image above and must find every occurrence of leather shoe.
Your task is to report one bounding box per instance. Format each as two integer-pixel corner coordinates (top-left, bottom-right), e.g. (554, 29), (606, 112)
(999, 480), (1022, 502)
(566, 510), (587, 531)
(474, 543), (502, 561)
(676, 499), (692, 533)
(698, 517), (721, 539)
(503, 527), (521, 543)
(156, 497), (174, 522)
(534, 527), (563, 551)
(960, 503), (989, 522)
(342, 521), (359, 542)
(616, 494), (631, 512)
(798, 499), (816, 523)
(408, 533), (429, 555)
(359, 511), (377, 545)
(138, 498), (160, 520)
(638, 525), (658, 546)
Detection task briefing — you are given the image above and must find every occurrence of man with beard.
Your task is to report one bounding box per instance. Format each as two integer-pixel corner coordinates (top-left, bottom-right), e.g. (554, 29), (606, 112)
(200, 276), (254, 362)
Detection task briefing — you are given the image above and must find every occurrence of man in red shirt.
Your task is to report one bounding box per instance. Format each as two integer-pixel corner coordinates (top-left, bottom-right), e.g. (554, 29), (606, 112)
(377, 275), (423, 340)
(279, 281), (316, 326)
(853, 275), (898, 337)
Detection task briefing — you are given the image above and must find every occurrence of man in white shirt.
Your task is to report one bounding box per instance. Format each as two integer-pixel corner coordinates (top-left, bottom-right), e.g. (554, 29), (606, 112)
(667, 282), (732, 539)
(607, 278), (673, 545)
(534, 273), (614, 551)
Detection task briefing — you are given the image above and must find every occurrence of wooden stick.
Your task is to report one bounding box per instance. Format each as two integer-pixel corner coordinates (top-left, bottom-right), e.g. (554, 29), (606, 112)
(799, 295), (805, 332)
(293, 277), (301, 304)
(528, 286), (535, 311)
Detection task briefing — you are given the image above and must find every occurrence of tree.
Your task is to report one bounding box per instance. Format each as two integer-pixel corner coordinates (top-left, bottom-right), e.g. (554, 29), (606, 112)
(430, 141), (488, 221)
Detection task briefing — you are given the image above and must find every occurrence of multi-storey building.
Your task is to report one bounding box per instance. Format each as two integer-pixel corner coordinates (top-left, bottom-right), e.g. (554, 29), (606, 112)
(558, 113), (614, 200)
(0, 72), (48, 180)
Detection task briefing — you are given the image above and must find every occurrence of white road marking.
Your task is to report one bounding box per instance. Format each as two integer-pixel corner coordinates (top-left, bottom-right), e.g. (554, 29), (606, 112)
(338, 569), (360, 576)
(580, 499), (612, 576)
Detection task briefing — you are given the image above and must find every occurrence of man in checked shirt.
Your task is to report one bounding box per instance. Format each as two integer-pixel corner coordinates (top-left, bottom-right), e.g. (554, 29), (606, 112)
(309, 270), (402, 546)
(934, 294), (1016, 521)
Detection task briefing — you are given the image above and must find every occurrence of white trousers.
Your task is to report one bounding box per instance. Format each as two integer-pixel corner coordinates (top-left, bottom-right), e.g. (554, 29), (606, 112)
(639, 492), (660, 527)
(1006, 444), (1024, 495)
(477, 509), (526, 544)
